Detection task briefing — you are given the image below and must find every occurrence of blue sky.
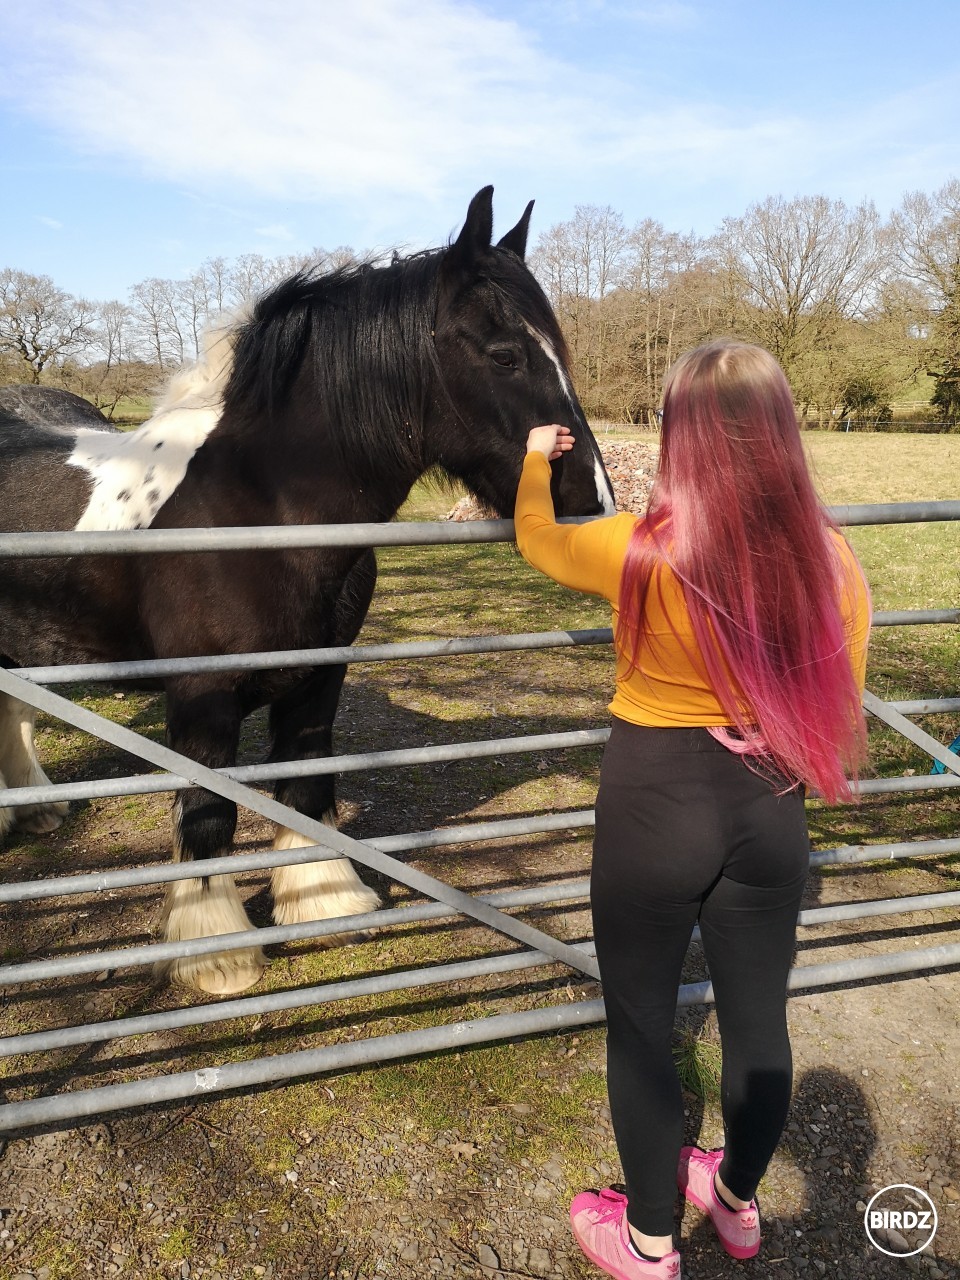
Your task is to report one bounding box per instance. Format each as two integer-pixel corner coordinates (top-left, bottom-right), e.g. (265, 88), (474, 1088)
(2, 0), (959, 302)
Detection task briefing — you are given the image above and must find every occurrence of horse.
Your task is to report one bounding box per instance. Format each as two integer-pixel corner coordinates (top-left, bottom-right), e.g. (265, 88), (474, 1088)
(0, 186), (615, 997)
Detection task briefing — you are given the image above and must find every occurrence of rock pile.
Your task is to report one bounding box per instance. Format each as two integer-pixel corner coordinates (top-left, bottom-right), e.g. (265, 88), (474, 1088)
(447, 438), (660, 520)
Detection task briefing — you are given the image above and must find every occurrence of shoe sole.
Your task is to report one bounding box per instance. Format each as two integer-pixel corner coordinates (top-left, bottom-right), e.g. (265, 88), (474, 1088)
(678, 1180), (760, 1260)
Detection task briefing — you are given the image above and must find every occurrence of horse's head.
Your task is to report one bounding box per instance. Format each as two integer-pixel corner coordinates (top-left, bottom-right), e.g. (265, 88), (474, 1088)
(430, 187), (615, 520)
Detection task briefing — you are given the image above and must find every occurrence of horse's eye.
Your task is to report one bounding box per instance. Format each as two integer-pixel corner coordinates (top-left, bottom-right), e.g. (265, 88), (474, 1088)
(490, 348), (517, 368)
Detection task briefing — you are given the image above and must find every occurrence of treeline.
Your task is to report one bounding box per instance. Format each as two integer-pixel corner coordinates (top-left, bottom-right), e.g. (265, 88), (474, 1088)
(0, 246), (356, 417)
(2, 181), (959, 427)
(531, 181), (960, 427)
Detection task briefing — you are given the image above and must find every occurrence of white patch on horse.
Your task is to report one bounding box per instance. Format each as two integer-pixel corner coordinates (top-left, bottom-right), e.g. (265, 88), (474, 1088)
(593, 453), (617, 516)
(525, 322), (576, 407)
(271, 821), (381, 928)
(0, 694), (69, 837)
(526, 322), (617, 516)
(67, 308), (248, 532)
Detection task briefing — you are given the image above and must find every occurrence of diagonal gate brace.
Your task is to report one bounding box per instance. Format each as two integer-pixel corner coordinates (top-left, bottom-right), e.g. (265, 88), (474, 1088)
(0, 667), (600, 981)
(862, 688), (960, 779)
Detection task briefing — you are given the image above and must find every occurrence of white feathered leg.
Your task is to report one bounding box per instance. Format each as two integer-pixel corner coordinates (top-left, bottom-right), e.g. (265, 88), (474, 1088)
(0, 694), (69, 835)
(155, 800), (267, 996)
(0, 763), (13, 841)
(271, 813), (381, 943)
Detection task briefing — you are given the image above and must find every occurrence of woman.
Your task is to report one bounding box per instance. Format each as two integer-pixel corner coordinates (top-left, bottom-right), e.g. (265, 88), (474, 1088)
(515, 341), (871, 1280)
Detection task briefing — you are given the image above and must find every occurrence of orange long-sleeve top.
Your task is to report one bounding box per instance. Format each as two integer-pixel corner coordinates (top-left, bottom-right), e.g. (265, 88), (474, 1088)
(515, 451), (871, 727)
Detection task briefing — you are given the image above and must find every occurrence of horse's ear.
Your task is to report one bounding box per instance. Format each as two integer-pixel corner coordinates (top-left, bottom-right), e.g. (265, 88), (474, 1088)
(497, 200), (535, 260)
(449, 186), (495, 263)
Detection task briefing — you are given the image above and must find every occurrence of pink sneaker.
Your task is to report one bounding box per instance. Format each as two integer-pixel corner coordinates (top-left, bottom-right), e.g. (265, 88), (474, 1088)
(677, 1147), (760, 1259)
(570, 1187), (682, 1279)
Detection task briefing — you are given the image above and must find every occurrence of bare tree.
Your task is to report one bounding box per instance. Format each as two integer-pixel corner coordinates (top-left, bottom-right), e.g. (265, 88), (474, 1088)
(0, 269), (95, 383)
(196, 257), (232, 315)
(890, 181), (960, 419)
(229, 253), (284, 305)
(129, 277), (186, 369)
(531, 206), (630, 415)
(62, 300), (157, 417)
(715, 195), (884, 377)
(614, 224), (713, 422)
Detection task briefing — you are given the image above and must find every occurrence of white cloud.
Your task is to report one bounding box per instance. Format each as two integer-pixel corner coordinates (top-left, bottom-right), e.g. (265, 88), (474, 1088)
(37, 215), (63, 229)
(0, 0), (956, 230)
(536, 0), (697, 28)
(0, 0), (574, 200)
(0, 0), (788, 207)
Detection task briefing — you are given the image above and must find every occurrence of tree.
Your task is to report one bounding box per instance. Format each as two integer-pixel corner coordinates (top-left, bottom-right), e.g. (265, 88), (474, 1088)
(0, 269), (95, 383)
(60, 300), (156, 417)
(129, 276), (186, 369)
(714, 195), (884, 380)
(890, 181), (960, 422)
(531, 206), (631, 416)
(612, 224), (713, 423)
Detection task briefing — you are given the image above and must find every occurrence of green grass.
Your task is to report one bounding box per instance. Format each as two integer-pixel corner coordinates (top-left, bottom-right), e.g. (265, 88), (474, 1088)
(109, 393), (153, 423)
(673, 1028), (723, 1102)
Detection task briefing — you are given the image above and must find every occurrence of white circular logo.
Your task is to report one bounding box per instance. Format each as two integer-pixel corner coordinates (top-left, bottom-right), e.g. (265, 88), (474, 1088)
(863, 1184), (938, 1257)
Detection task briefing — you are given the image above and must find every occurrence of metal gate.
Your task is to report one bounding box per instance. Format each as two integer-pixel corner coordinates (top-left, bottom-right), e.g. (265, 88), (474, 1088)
(1, 501), (959, 1130)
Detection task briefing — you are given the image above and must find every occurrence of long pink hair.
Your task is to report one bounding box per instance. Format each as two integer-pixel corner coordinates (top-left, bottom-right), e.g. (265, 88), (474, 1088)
(617, 340), (867, 802)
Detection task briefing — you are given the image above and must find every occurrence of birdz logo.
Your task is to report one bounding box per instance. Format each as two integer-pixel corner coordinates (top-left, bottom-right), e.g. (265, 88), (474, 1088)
(864, 1184), (938, 1257)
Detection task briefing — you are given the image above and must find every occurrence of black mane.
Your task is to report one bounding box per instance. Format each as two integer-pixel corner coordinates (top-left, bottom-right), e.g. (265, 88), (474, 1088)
(222, 243), (569, 477)
(223, 252), (444, 475)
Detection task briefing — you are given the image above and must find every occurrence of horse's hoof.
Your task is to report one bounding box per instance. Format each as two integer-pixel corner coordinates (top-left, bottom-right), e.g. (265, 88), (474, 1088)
(15, 802), (69, 834)
(193, 961), (266, 996)
(158, 948), (267, 997)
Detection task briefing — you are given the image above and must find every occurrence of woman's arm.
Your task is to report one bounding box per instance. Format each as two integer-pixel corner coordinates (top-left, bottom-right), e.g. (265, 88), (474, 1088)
(515, 428), (633, 603)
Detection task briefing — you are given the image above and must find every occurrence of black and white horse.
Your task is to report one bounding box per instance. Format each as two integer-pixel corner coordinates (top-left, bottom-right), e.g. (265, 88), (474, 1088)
(0, 187), (615, 996)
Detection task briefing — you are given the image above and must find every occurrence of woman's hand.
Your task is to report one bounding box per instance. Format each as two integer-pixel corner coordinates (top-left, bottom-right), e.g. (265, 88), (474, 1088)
(526, 424), (575, 461)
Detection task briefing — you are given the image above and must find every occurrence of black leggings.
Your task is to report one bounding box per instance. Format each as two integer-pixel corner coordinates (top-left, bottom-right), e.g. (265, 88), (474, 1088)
(592, 720), (810, 1237)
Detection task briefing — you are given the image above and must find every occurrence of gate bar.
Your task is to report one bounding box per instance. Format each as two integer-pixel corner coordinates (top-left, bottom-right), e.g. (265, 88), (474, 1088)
(0, 727), (611, 809)
(4, 889), (959, 1059)
(2, 940), (958, 1133)
(6, 832), (960, 985)
(4, 804), (960, 909)
(0, 812), (594, 903)
(863, 691), (960, 777)
(7, 609), (956, 687)
(0, 667), (601, 982)
(4, 714), (960, 811)
(0, 499), (958, 562)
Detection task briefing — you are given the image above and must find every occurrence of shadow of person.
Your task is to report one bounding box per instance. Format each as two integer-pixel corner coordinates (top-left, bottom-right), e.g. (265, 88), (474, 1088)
(775, 1067), (956, 1278)
(670, 1059), (957, 1275)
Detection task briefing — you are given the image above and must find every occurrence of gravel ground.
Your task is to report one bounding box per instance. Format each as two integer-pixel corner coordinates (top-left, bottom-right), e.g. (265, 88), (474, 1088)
(3, 951), (957, 1280)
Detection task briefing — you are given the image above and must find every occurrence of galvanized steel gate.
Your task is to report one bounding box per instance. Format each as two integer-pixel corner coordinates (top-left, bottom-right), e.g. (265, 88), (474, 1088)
(1, 502), (959, 1131)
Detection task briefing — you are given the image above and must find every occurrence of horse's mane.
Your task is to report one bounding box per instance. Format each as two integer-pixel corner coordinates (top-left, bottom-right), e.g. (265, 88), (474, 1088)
(219, 245), (568, 476)
(221, 254), (441, 474)
(154, 301), (254, 415)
